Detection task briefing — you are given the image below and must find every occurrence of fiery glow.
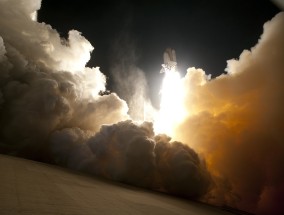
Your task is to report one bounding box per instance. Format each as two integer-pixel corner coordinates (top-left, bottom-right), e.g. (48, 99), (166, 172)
(154, 68), (187, 136)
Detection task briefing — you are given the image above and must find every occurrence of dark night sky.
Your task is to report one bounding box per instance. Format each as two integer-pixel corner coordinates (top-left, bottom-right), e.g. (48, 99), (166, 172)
(38, 0), (280, 104)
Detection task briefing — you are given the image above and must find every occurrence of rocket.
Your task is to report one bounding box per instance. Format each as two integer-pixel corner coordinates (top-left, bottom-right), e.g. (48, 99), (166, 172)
(161, 48), (177, 72)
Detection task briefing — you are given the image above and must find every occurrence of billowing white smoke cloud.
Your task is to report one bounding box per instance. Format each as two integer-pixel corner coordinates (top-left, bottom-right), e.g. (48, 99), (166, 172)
(173, 12), (284, 215)
(0, 0), (129, 157)
(0, 0), (211, 202)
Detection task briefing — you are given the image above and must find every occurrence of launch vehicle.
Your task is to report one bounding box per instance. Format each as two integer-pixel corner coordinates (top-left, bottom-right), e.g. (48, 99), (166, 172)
(161, 48), (177, 72)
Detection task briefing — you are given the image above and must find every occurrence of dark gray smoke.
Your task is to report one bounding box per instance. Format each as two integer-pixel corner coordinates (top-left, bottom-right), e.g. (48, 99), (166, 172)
(49, 120), (211, 198)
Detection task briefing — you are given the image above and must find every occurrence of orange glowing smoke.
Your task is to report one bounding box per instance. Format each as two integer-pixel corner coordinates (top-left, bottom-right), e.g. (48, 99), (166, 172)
(153, 13), (284, 214)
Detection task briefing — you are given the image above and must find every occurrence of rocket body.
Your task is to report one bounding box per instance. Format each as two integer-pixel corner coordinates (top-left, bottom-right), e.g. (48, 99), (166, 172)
(161, 48), (177, 72)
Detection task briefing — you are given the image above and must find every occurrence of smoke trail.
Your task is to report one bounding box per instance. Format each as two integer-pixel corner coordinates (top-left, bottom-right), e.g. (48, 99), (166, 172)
(110, 33), (151, 121)
(172, 12), (284, 215)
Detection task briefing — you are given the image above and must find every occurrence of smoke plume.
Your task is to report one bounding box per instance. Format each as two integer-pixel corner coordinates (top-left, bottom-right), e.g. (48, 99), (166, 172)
(0, 0), (210, 204)
(172, 12), (284, 215)
(110, 33), (150, 121)
(1, 1), (284, 214)
(0, 0), (129, 157)
(49, 120), (211, 197)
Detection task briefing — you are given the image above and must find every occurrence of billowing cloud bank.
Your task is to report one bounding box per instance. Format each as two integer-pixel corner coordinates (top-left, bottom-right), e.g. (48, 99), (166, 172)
(0, 0), (283, 214)
(0, 0), (130, 158)
(0, 0), (211, 203)
(50, 121), (211, 198)
(173, 12), (284, 215)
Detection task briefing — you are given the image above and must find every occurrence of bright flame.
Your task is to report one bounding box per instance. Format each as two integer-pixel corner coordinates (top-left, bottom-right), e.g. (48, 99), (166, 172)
(154, 68), (187, 136)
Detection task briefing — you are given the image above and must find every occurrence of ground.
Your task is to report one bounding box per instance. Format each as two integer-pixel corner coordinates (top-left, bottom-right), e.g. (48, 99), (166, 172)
(0, 154), (235, 215)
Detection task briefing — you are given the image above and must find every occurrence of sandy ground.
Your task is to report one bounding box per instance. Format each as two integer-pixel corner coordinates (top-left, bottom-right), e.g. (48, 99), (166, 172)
(0, 154), (234, 215)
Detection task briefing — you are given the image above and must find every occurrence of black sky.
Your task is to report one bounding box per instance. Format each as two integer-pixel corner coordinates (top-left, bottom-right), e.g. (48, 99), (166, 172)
(38, 0), (280, 105)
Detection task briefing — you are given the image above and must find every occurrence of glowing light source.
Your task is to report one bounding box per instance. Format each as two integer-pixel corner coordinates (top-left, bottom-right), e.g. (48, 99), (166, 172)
(154, 68), (186, 136)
